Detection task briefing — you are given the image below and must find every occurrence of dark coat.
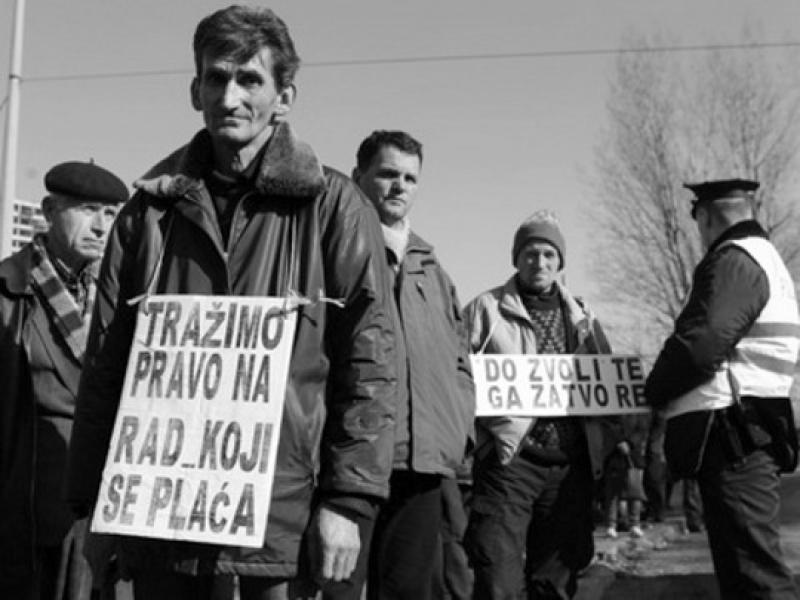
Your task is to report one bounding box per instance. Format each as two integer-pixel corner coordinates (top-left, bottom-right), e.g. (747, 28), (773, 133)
(0, 244), (83, 585)
(389, 232), (474, 476)
(646, 220), (798, 476)
(66, 123), (398, 577)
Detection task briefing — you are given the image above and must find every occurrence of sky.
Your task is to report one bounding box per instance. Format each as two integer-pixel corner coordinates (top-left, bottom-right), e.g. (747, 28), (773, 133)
(1, 0), (800, 305)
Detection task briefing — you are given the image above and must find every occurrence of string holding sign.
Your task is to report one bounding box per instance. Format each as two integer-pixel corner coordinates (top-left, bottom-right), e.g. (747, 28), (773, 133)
(471, 354), (649, 417)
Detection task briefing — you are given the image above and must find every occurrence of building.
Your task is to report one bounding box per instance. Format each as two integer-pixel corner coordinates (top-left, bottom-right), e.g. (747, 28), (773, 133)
(12, 199), (46, 251)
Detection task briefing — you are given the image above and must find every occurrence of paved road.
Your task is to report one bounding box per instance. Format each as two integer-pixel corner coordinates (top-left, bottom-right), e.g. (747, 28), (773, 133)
(576, 472), (800, 599)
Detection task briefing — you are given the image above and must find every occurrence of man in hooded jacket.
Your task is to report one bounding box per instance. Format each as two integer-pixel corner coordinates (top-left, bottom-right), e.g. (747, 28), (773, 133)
(66, 6), (397, 600)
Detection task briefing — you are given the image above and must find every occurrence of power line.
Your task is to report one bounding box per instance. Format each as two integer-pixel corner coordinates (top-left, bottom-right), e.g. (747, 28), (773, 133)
(19, 39), (800, 84)
(307, 40), (800, 67)
(25, 68), (187, 83)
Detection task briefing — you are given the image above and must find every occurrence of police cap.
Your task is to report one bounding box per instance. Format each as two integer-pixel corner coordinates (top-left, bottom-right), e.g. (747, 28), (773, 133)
(44, 161), (129, 205)
(684, 178), (759, 219)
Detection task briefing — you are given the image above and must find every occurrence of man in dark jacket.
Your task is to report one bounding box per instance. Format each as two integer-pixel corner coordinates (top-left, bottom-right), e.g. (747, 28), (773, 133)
(343, 130), (474, 600)
(646, 179), (799, 600)
(0, 161), (128, 599)
(66, 7), (397, 600)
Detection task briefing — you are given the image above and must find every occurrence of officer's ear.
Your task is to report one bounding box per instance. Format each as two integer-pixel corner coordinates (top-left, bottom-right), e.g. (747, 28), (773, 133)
(352, 167), (362, 185)
(696, 205), (713, 228)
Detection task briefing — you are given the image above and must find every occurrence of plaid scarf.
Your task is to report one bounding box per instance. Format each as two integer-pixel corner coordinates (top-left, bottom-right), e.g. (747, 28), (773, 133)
(29, 234), (96, 363)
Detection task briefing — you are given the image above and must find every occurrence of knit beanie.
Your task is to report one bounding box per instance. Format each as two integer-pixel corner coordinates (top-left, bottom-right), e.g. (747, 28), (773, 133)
(511, 210), (566, 268)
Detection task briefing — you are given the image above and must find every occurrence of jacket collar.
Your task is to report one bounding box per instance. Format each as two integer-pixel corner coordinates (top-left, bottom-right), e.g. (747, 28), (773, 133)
(405, 230), (433, 254)
(134, 121), (326, 201)
(397, 231), (434, 272)
(498, 276), (530, 322)
(498, 275), (592, 346)
(0, 244), (35, 296)
(708, 219), (767, 254)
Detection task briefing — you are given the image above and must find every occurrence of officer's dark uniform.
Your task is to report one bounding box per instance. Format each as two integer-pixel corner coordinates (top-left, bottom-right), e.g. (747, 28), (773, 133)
(646, 179), (799, 600)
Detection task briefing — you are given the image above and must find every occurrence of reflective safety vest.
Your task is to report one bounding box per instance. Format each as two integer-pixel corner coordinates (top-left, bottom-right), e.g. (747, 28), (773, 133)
(666, 236), (800, 419)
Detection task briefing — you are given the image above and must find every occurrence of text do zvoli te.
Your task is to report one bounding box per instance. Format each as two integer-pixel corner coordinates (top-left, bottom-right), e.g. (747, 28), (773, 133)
(471, 354), (648, 417)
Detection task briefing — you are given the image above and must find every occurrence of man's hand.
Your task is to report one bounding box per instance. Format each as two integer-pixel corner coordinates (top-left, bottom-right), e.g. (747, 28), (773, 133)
(309, 505), (361, 583)
(617, 440), (631, 455)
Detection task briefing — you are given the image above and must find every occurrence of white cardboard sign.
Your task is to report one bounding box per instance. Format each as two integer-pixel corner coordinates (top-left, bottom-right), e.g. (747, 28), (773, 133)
(91, 295), (296, 548)
(471, 354), (649, 417)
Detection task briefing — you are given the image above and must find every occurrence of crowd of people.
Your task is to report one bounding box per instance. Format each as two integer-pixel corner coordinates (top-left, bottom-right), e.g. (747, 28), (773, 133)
(1, 5), (798, 600)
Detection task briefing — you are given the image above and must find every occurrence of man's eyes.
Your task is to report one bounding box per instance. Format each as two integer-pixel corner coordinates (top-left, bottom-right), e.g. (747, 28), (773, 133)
(376, 170), (415, 183)
(204, 71), (228, 86)
(237, 74), (263, 87)
(203, 72), (262, 88)
(526, 252), (556, 260)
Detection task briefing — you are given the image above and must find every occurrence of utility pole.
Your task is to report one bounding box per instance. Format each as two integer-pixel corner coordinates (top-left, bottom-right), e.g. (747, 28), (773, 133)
(1, 0), (26, 259)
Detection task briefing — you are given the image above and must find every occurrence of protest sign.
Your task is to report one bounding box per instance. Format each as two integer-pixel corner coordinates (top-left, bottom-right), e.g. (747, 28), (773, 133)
(471, 354), (649, 417)
(91, 295), (296, 548)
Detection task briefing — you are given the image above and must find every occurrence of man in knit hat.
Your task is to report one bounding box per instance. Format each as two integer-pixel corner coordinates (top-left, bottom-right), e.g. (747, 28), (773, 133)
(0, 160), (128, 599)
(463, 211), (622, 599)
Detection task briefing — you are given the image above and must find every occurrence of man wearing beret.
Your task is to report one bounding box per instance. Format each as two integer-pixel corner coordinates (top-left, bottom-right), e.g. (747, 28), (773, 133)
(463, 211), (622, 599)
(646, 179), (800, 599)
(0, 161), (128, 599)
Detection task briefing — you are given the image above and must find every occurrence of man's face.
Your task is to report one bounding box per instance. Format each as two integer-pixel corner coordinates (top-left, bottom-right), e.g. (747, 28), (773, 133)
(44, 196), (119, 270)
(515, 240), (561, 294)
(191, 47), (293, 152)
(354, 145), (421, 227)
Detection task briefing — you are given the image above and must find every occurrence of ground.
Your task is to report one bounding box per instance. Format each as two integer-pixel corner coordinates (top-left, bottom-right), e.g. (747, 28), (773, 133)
(575, 471), (800, 599)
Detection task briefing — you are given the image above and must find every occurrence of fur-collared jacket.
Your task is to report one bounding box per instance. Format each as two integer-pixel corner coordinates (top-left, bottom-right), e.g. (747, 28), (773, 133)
(66, 123), (397, 577)
(464, 276), (621, 480)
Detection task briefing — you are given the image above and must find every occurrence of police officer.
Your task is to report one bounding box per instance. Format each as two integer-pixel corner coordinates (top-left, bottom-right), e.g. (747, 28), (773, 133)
(646, 179), (799, 599)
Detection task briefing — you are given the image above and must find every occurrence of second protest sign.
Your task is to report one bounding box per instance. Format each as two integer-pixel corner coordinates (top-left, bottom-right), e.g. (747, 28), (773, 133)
(471, 354), (649, 417)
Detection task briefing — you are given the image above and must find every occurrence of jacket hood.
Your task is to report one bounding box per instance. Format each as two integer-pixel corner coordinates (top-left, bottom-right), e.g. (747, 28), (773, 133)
(134, 122), (327, 201)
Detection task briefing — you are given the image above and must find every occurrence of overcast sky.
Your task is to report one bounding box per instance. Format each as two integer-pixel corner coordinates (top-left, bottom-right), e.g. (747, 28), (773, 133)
(1, 0), (799, 304)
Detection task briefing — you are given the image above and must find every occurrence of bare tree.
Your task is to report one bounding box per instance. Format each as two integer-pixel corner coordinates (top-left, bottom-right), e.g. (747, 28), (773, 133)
(591, 31), (800, 356)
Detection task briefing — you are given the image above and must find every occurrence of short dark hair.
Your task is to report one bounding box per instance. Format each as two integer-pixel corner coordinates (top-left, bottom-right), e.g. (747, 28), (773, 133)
(701, 196), (755, 228)
(193, 5), (300, 89)
(355, 130), (423, 171)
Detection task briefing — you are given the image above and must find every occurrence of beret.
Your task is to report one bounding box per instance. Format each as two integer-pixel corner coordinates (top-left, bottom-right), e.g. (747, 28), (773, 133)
(45, 161), (129, 205)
